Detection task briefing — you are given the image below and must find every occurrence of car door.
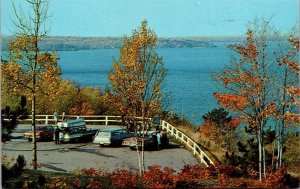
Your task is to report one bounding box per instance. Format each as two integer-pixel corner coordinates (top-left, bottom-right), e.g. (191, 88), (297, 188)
(45, 126), (54, 138)
(121, 129), (129, 139)
(112, 130), (121, 142)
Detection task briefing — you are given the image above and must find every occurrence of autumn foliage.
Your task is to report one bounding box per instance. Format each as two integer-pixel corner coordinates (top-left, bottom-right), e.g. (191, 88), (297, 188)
(108, 20), (167, 120)
(2, 35), (61, 102)
(5, 164), (295, 188)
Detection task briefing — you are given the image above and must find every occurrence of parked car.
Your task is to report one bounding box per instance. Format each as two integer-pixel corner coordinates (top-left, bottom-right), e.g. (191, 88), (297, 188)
(93, 128), (130, 146)
(57, 119), (97, 143)
(24, 125), (54, 141)
(122, 131), (159, 150)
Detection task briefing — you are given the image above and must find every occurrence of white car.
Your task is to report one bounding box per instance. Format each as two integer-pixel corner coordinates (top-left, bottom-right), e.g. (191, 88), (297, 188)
(93, 128), (130, 146)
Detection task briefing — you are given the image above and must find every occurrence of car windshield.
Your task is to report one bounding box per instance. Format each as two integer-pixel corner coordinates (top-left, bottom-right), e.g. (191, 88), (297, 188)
(131, 132), (155, 138)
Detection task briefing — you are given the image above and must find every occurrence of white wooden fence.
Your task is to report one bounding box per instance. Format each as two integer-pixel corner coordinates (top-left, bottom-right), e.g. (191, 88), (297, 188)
(161, 120), (214, 166)
(19, 115), (215, 166)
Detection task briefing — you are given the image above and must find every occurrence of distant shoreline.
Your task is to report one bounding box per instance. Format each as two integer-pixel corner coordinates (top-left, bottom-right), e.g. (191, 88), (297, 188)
(1, 36), (244, 51)
(2, 35), (289, 51)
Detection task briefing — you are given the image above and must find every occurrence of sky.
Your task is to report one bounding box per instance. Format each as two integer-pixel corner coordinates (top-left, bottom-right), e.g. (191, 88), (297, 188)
(1, 0), (299, 37)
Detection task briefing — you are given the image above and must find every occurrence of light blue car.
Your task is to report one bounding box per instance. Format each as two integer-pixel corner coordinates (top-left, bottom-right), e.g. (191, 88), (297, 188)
(93, 128), (130, 146)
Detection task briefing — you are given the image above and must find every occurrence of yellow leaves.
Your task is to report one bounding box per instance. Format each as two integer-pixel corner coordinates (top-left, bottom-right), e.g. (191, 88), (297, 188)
(288, 36), (299, 50)
(3, 35), (61, 107)
(109, 20), (166, 118)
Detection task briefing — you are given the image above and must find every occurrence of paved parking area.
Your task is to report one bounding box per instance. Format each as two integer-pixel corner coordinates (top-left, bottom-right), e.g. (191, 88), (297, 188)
(2, 125), (198, 173)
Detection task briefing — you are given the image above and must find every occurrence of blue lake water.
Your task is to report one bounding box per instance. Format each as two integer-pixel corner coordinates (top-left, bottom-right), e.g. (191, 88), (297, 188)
(57, 42), (233, 125)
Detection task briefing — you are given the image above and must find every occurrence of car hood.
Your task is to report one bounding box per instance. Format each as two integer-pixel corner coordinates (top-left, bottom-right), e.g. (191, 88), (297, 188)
(24, 130), (44, 135)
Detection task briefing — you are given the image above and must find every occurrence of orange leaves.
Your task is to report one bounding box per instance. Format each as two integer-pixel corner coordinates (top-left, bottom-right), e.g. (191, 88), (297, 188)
(279, 57), (299, 75)
(286, 85), (300, 106)
(283, 111), (300, 126)
(277, 36), (299, 75)
(214, 93), (248, 111)
(228, 29), (259, 65)
(261, 104), (278, 118)
(225, 118), (242, 128)
(219, 71), (262, 93)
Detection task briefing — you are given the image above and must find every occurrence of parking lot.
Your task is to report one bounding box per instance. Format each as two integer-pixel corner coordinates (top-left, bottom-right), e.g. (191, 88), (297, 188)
(2, 125), (198, 173)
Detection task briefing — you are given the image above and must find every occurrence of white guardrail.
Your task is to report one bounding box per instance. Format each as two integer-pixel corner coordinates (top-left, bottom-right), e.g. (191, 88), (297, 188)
(18, 115), (215, 166)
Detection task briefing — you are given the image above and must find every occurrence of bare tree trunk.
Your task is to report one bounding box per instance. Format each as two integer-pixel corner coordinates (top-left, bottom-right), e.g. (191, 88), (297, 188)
(136, 141), (142, 176)
(258, 126), (262, 181)
(276, 137), (280, 169)
(277, 67), (288, 168)
(271, 140), (276, 172)
(262, 136), (266, 179)
(141, 140), (145, 173)
(141, 119), (146, 174)
(31, 92), (37, 169)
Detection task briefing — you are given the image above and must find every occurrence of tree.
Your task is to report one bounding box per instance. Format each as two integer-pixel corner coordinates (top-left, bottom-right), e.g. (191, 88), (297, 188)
(274, 35), (299, 168)
(1, 96), (27, 142)
(213, 20), (279, 181)
(200, 108), (237, 148)
(107, 20), (167, 175)
(2, 0), (61, 169)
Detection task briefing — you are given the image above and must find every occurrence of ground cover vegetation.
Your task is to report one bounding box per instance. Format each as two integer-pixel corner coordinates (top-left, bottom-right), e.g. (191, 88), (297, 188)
(2, 154), (297, 188)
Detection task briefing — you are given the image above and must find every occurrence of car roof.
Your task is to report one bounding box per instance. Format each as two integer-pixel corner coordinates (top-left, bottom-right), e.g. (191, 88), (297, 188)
(97, 127), (125, 132)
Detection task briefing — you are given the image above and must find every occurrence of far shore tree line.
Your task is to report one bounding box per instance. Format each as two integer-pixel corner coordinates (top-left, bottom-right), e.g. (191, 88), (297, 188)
(1, 0), (299, 183)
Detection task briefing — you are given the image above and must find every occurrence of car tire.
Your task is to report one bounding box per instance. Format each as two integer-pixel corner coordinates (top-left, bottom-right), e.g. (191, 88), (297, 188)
(28, 138), (32, 142)
(99, 144), (105, 147)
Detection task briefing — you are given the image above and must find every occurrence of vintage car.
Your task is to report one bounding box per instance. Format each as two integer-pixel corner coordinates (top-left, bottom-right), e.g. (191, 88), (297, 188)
(57, 119), (97, 143)
(24, 125), (54, 141)
(93, 128), (130, 146)
(122, 131), (159, 150)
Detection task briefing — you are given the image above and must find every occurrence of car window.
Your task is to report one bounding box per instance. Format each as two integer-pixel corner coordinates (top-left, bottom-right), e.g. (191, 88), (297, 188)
(78, 127), (86, 133)
(97, 131), (110, 137)
(70, 128), (78, 134)
(112, 131), (121, 136)
(45, 126), (53, 131)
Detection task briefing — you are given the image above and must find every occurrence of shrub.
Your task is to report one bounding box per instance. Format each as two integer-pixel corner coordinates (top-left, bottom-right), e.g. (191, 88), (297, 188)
(143, 165), (175, 189)
(261, 168), (288, 188)
(15, 155), (26, 170)
(1, 154), (27, 187)
(109, 169), (139, 188)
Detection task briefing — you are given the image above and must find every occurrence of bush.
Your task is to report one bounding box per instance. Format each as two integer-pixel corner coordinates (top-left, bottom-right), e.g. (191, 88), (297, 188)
(143, 165), (175, 189)
(2, 154), (27, 186)
(109, 169), (139, 188)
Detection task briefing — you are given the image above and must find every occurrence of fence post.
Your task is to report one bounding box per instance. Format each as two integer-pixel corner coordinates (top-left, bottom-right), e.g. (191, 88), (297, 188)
(45, 115), (48, 125)
(193, 143), (197, 155)
(200, 150), (204, 164)
(105, 116), (108, 125)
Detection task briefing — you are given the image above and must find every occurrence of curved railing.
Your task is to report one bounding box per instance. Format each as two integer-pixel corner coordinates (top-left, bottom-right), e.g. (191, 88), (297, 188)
(17, 115), (214, 166)
(161, 120), (214, 166)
